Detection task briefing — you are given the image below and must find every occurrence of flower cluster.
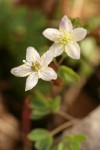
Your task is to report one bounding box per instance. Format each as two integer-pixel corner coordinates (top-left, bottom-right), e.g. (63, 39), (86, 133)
(43, 16), (87, 59)
(11, 15), (87, 91)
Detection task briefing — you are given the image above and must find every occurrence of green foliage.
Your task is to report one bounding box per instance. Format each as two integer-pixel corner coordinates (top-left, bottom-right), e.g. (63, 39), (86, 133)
(66, 134), (86, 150)
(53, 141), (68, 150)
(0, 0), (48, 58)
(86, 16), (100, 30)
(30, 91), (61, 120)
(78, 37), (97, 77)
(58, 65), (79, 84)
(67, 134), (86, 142)
(0, 1), (48, 97)
(53, 134), (86, 150)
(28, 129), (53, 150)
(35, 80), (52, 94)
(28, 130), (86, 150)
(71, 18), (82, 28)
(80, 37), (97, 61)
(79, 59), (94, 78)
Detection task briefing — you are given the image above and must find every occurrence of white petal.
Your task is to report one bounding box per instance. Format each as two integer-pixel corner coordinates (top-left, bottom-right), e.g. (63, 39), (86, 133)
(39, 67), (57, 81)
(26, 47), (40, 63)
(11, 64), (32, 77)
(49, 43), (64, 57)
(59, 15), (73, 32)
(41, 50), (53, 67)
(25, 73), (38, 91)
(65, 42), (80, 59)
(42, 28), (60, 41)
(73, 28), (87, 42)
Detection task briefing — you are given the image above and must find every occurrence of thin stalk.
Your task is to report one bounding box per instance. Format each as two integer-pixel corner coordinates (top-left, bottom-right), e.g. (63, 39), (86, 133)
(58, 110), (75, 120)
(53, 58), (59, 68)
(58, 54), (66, 65)
(51, 120), (76, 136)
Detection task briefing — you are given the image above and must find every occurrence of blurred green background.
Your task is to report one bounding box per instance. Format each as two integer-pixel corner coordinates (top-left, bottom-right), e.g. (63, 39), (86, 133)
(0, 0), (99, 150)
(0, 0), (100, 118)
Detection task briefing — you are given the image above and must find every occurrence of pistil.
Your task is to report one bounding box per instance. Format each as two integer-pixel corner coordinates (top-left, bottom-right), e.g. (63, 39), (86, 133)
(31, 61), (41, 71)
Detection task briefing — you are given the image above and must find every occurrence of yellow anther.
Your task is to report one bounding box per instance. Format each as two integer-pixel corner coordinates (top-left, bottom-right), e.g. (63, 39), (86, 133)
(56, 35), (60, 38)
(60, 44), (63, 46)
(54, 31), (74, 46)
(59, 29), (63, 32)
(32, 54), (34, 57)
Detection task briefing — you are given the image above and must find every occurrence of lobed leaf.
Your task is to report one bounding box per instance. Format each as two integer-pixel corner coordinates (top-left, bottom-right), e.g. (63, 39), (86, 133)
(58, 65), (79, 84)
(30, 91), (61, 120)
(28, 129), (53, 150)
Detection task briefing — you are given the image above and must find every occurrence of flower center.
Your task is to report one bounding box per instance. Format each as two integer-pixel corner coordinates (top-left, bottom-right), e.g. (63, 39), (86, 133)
(31, 61), (41, 71)
(54, 31), (74, 46)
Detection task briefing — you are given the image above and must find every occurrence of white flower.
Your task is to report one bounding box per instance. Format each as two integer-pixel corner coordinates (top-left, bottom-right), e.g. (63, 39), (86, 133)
(43, 15), (87, 59)
(11, 47), (57, 91)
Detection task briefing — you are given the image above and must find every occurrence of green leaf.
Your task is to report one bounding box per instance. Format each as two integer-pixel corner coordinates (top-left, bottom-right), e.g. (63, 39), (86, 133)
(30, 92), (50, 120)
(66, 134), (86, 143)
(57, 142), (67, 150)
(31, 108), (50, 120)
(69, 143), (80, 150)
(30, 92), (48, 109)
(28, 129), (53, 150)
(53, 134), (86, 150)
(53, 140), (69, 150)
(30, 92), (61, 120)
(58, 66), (79, 84)
(72, 134), (86, 142)
(66, 134), (86, 150)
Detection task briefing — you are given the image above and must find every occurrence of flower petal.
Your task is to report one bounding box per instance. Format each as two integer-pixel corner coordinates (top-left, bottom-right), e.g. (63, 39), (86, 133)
(41, 50), (53, 67)
(26, 47), (40, 63)
(59, 15), (73, 32)
(65, 42), (80, 59)
(42, 28), (60, 41)
(25, 73), (38, 91)
(49, 43), (64, 57)
(72, 28), (87, 42)
(11, 64), (32, 77)
(39, 67), (57, 81)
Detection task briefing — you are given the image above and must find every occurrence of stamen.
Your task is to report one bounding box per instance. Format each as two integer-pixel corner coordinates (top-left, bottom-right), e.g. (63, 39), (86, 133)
(31, 61), (41, 71)
(54, 31), (74, 46)
(23, 60), (30, 67)
(23, 60), (26, 63)
(32, 53), (34, 57)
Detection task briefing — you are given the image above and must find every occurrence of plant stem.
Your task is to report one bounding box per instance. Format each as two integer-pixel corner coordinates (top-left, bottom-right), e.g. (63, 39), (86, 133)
(53, 58), (59, 68)
(58, 54), (66, 65)
(51, 120), (76, 136)
(58, 110), (75, 120)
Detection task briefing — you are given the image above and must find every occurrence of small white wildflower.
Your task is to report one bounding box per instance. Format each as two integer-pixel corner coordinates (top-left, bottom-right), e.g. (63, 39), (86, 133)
(43, 15), (87, 59)
(11, 47), (57, 91)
